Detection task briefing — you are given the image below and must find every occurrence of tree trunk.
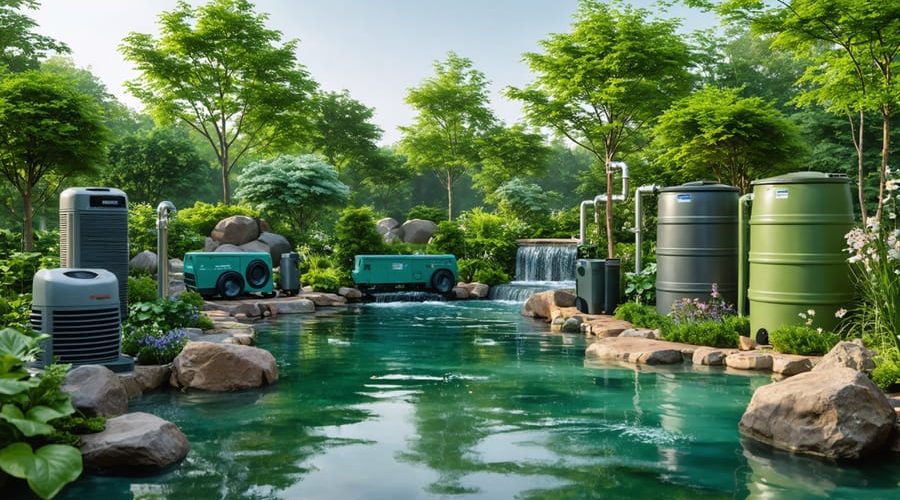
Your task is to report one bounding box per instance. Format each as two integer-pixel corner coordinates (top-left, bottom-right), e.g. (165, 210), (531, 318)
(221, 146), (231, 205)
(605, 160), (615, 259)
(856, 110), (867, 227)
(875, 108), (891, 223)
(447, 179), (454, 221)
(23, 188), (33, 251)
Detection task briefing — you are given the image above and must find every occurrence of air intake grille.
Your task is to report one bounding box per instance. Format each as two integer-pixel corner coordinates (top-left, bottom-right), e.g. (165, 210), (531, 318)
(49, 307), (121, 364)
(70, 212), (129, 316)
(59, 212), (74, 266)
(184, 272), (196, 288)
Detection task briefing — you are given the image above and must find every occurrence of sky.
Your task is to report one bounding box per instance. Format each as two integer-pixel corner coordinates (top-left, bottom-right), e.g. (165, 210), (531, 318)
(32, 0), (716, 145)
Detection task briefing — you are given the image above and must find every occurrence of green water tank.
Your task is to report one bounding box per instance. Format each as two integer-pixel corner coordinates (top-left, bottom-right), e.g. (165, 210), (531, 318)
(656, 181), (739, 315)
(745, 172), (853, 337)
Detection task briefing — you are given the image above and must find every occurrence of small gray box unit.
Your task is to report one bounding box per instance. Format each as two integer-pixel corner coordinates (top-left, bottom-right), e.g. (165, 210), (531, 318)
(60, 187), (129, 319)
(30, 268), (124, 368)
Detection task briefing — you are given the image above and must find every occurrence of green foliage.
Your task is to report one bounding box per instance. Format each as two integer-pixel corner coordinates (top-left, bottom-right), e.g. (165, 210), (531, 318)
(428, 221), (466, 257)
(669, 285), (735, 324)
(0, 0), (69, 72)
(769, 325), (841, 356)
(235, 154), (349, 237)
(195, 314), (215, 331)
(49, 415), (106, 447)
(126, 275), (157, 306)
(122, 324), (188, 365)
(624, 262), (656, 305)
(471, 262), (511, 287)
(613, 302), (671, 331)
(0, 329), (83, 499)
(0, 294), (32, 331)
(301, 268), (343, 293)
(121, 294), (197, 364)
(871, 351), (900, 391)
(0, 252), (46, 296)
(176, 201), (260, 238)
(473, 123), (549, 196)
(724, 315), (751, 338)
(310, 89), (383, 171)
(333, 207), (386, 272)
(120, 0), (318, 203)
(126, 298), (198, 333)
(663, 320), (741, 348)
(490, 178), (558, 221)
(128, 202), (204, 259)
(178, 291), (205, 309)
(406, 205), (447, 223)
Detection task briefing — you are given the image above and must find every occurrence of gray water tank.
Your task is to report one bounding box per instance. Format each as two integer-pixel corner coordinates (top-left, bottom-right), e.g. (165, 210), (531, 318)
(30, 268), (131, 371)
(60, 187), (129, 319)
(575, 259), (605, 314)
(279, 252), (300, 294)
(656, 181), (739, 315)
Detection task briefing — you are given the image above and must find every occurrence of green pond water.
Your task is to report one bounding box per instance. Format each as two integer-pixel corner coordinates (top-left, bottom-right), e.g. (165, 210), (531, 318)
(61, 301), (898, 499)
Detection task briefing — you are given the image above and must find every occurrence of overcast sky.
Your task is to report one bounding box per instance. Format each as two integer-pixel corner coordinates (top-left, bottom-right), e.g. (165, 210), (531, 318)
(32, 0), (715, 145)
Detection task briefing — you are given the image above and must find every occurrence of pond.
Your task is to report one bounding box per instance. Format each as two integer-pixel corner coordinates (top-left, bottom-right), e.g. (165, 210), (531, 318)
(62, 301), (899, 499)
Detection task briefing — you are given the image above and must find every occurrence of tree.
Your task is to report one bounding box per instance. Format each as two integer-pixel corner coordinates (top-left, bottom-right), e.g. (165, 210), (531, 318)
(491, 178), (559, 221)
(120, 0), (318, 204)
(101, 126), (208, 206)
(0, 0), (68, 72)
(234, 154), (348, 237)
(399, 52), (496, 220)
(508, 1), (693, 258)
(652, 86), (806, 192)
(310, 90), (383, 171)
(473, 124), (549, 197)
(333, 206), (386, 271)
(0, 70), (107, 250)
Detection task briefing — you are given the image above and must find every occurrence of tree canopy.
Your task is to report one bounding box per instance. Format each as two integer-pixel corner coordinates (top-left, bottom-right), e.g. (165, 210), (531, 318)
(0, 0), (68, 72)
(310, 90), (383, 172)
(120, 0), (318, 204)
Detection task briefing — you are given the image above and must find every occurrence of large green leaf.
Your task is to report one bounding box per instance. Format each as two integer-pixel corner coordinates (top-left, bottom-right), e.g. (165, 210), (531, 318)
(27, 404), (71, 424)
(0, 404), (53, 437)
(0, 378), (36, 396)
(0, 442), (83, 499)
(0, 329), (31, 358)
(0, 442), (34, 478)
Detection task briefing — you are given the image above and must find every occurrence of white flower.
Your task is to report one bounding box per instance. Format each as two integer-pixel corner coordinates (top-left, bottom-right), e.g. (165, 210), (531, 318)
(807, 309), (815, 316)
(817, 327), (823, 334)
(835, 308), (847, 319)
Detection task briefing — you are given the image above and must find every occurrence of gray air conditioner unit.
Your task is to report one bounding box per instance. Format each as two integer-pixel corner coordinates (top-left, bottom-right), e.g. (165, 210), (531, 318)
(30, 268), (133, 372)
(60, 187), (129, 319)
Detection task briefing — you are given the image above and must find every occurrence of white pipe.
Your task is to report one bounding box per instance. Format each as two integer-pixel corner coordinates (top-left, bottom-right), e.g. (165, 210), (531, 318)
(156, 201), (176, 299)
(634, 185), (660, 275)
(578, 162), (630, 245)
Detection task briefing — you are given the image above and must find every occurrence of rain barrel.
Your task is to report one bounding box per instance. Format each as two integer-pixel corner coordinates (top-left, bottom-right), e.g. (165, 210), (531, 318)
(745, 172), (853, 336)
(656, 181), (739, 315)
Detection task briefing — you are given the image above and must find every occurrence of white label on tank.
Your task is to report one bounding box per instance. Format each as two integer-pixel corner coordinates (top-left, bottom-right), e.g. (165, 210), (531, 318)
(676, 194), (692, 203)
(392, 263), (403, 270)
(775, 189), (789, 199)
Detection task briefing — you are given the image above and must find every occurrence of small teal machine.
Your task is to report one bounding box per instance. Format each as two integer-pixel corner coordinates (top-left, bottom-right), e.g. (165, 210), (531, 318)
(352, 254), (459, 294)
(184, 251), (273, 299)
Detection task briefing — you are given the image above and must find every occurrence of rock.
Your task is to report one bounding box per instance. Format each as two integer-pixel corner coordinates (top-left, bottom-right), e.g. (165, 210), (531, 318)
(739, 336), (757, 351)
(80, 412), (190, 472)
(585, 337), (685, 365)
(259, 219), (272, 233)
(204, 300), (263, 318)
(618, 328), (660, 340)
(203, 236), (219, 252)
(300, 292), (347, 307)
(772, 354), (814, 377)
(170, 342), (278, 391)
(891, 415), (900, 453)
(117, 375), (142, 399)
(168, 258), (184, 273)
(375, 217), (400, 235)
(169, 280), (186, 296)
(692, 347), (736, 366)
(238, 239), (270, 255)
(469, 283), (490, 299)
(62, 365), (128, 417)
(551, 316), (566, 327)
(522, 290), (577, 319)
(739, 367), (895, 459)
(812, 340), (876, 375)
(214, 243), (242, 253)
(129, 250), (158, 275)
(338, 287), (363, 300)
(258, 232), (292, 265)
(259, 298), (315, 314)
(450, 286), (469, 299)
(400, 219), (437, 244)
(133, 364), (172, 392)
(384, 228), (402, 244)
(561, 317), (583, 333)
(725, 351), (773, 371)
(582, 318), (633, 338)
(210, 215), (260, 246)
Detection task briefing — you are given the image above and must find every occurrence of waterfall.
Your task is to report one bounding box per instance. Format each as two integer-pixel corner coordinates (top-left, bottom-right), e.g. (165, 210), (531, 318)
(515, 244), (577, 281)
(369, 291), (447, 303)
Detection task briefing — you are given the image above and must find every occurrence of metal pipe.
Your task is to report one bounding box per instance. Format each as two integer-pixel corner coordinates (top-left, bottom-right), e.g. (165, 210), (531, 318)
(634, 185), (660, 275)
(737, 193), (753, 317)
(156, 201), (176, 299)
(578, 162), (631, 245)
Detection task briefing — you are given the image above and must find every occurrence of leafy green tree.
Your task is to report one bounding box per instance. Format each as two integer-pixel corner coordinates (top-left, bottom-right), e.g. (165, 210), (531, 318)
(234, 154), (348, 237)
(508, 1), (693, 258)
(333, 206), (386, 271)
(400, 52), (496, 220)
(120, 0), (318, 204)
(310, 90), (382, 171)
(101, 126), (208, 206)
(491, 178), (559, 220)
(0, 70), (107, 250)
(0, 0), (68, 72)
(342, 147), (414, 218)
(652, 86), (806, 192)
(473, 124), (549, 197)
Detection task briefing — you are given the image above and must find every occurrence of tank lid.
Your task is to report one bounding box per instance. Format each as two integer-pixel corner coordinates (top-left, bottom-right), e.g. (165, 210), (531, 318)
(752, 171), (850, 186)
(659, 180), (739, 192)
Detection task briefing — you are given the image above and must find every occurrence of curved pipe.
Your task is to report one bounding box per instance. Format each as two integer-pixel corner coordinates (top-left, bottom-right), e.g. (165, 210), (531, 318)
(156, 201), (177, 299)
(578, 162), (630, 246)
(737, 194), (753, 317)
(634, 185), (660, 275)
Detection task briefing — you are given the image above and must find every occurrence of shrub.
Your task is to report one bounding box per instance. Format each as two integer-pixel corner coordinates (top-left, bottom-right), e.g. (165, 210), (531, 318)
(386, 241), (427, 255)
(302, 267), (343, 292)
(723, 315), (751, 337)
(0, 251), (49, 296)
(471, 261), (510, 286)
(127, 298), (198, 332)
(129, 202), (204, 259)
(428, 220), (466, 257)
(871, 351), (900, 391)
(407, 204), (447, 223)
(127, 275), (158, 306)
(178, 290), (205, 309)
(457, 259), (477, 283)
(614, 301), (671, 330)
(669, 284), (735, 323)
(196, 314), (215, 330)
(177, 201), (260, 237)
(769, 325), (840, 355)
(123, 325), (189, 365)
(624, 262), (656, 305)
(663, 320), (740, 348)
(0, 293), (33, 331)
(333, 207), (386, 272)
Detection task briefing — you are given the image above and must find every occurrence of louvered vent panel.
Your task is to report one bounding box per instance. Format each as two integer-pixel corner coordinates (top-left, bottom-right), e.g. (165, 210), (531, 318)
(29, 309), (42, 330)
(59, 212), (74, 267)
(78, 212), (129, 316)
(51, 308), (121, 363)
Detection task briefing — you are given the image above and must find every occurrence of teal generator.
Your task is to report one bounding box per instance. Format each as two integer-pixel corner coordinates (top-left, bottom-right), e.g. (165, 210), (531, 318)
(184, 251), (273, 299)
(352, 254), (459, 294)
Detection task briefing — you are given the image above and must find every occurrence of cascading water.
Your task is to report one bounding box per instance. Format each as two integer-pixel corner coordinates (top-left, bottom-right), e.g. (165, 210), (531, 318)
(370, 291), (447, 302)
(489, 243), (577, 301)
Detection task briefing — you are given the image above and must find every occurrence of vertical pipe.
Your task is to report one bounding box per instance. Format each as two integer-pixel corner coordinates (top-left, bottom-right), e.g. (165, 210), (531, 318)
(737, 193), (753, 317)
(634, 186), (658, 276)
(156, 201), (176, 299)
(579, 200), (594, 245)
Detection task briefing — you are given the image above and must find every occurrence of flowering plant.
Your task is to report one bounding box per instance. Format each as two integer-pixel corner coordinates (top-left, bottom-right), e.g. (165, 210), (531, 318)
(122, 324), (188, 365)
(669, 283), (735, 324)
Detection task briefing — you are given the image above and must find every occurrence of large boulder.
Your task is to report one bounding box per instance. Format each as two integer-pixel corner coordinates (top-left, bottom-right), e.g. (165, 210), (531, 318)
(214, 243), (242, 253)
(812, 340), (876, 375)
(522, 289), (577, 319)
(129, 250), (157, 275)
(384, 228), (403, 244)
(400, 219), (437, 244)
(62, 365), (128, 417)
(203, 236), (219, 252)
(585, 337), (686, 365)
(238, 239), (270, 254)
(210, 215), (260, 246)
(739, 367), (895, 460)
(375, 217), (400, 236)
(258, 232), (292, 265)
(80, 412), (190, 473)
(170, 342), (278, 391)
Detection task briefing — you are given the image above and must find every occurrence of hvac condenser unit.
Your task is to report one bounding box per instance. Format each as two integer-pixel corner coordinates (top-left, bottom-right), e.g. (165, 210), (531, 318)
(30, 268), (133, 372)
(60, 187), (129, 319)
